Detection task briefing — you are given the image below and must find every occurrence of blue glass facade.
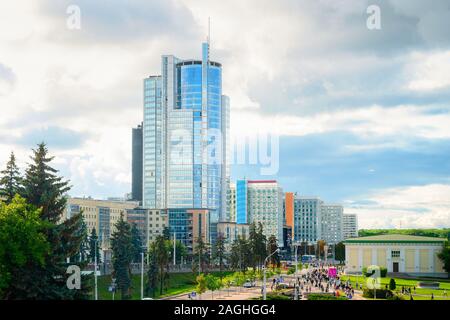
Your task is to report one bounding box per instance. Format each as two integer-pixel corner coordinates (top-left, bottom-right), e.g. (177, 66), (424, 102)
(236, 180), (248, 224)
(143, 43), (228, 222)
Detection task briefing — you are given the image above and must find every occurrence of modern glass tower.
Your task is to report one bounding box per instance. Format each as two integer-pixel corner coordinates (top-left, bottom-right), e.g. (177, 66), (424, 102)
(143, 42), (229, 221)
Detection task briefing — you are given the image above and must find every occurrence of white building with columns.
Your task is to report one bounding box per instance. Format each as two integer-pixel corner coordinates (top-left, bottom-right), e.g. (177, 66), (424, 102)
(344, 234), (447, 278)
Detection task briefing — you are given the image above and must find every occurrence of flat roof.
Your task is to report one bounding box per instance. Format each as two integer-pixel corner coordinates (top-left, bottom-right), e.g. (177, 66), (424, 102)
(344, 234), (447, 244)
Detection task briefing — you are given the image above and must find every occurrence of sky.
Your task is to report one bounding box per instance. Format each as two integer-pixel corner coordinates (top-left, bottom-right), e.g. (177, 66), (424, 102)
(1, 0), (450, 229)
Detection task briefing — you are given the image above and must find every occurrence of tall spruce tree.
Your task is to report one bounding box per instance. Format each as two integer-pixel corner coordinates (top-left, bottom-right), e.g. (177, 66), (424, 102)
(130, 223), (143, 263)
(89, 228), (101, 263)
(110, 214), (133, 299)
(20, 143), (89, 299)
(266, 235), (280, 270)
(0, 152), (22, 203)
(213, 233), (226, 280)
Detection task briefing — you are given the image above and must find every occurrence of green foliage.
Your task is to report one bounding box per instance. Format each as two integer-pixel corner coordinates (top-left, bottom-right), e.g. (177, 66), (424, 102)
(0, 152), (22, 204)
(89, 228), (101, 263)
(152, 235), (171, 295)
(194, 236), (210, 274)
(308, 293), (348, 300)
(359, 229), (450, 239)
(249, 222), (267, 271)
(130, 223), (143, 263)
(438, 245), (450, 276)
(267, 235), (280, 270)
(230, 236), (251, 273)
(196, 273), (207, 297)
(363, 288), (394, 299)
(362, 266), (387, 277)
(205, 274), (220, 299)
(389, 278), (397, 291)
(213, 233), (226, 279)
(265, 293), (291, 300)
(18, 143), (89, 299)
(335, 242), (345, 262)
(111, 215), (133, 299)
(0, 196), (50, 298)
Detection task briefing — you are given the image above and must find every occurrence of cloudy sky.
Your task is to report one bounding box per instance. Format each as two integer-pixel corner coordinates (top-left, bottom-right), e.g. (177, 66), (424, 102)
(1, 0), (450, 229)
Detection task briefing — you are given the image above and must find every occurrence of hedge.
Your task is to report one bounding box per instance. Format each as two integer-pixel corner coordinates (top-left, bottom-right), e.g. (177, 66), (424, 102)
(307, 293), (348, 300)
(362, 266), (387, 277)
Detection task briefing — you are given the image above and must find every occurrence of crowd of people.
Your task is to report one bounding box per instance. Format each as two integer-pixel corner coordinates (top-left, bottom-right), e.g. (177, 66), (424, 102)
(287, 265), (357, 299)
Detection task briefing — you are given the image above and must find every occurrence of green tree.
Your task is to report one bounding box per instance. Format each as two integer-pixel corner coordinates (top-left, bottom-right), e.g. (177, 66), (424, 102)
(89, 228), (101, 263)
(196, 273), (207, 299)
(0, 196), (50, 299)
(0, 152), (22, 204)
(194, 236), (210, 274)
(153, 235), (170, 295)
(249, 222), (267, 271)
(130, 223), (143, 263)
(73, 216), (89, 263)
(205, 274), (219, 299)
(213, 233), (226, 280)
(438, 244), (450, 277)
(174, 240), (188, 265)
(389, 278), (396, 291)
(146, 244), (158, 298)
(267, 235), (280, 270)
(334, 242), (345, 263)
(110, 215), (133, 299)
(230, 236), (251, 273)
(21, 143), (88, 299)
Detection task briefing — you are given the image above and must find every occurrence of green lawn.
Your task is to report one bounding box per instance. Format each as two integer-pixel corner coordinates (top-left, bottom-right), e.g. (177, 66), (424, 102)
(93, 271), (234, 300)
(340, 274), (450, 300)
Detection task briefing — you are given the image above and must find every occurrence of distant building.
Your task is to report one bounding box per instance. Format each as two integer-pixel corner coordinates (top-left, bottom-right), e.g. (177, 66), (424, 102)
(236, 179), (248, 224)
(217, 221), (250, 250)
(293, 197), (323, 244)
(65, 197), (139, 260)
(142, 42), (229, 222)
(167, 208), (211, 253)
(344, 234), (447, 277)
(343, 213), (358, 240)
(226, 182), (236, 223)
(321, 204), (344, 245)
(247, 180), (284, 243)
(131, 123), (143, 203)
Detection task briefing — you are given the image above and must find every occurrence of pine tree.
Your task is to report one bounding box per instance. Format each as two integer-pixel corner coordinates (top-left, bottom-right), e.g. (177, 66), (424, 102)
(213, 233), (226, 281)
(153, 235), (170, 295)
(194, 236), (210, 274)
(130, 223), (143, 263)
(146, 244), (158, 298)
(89, 228), (101, 263)
(0, 152), (22, 203)
(267, 235), (280, 270)
(20, 143), (89, 299)
(110, 214), (133, 299)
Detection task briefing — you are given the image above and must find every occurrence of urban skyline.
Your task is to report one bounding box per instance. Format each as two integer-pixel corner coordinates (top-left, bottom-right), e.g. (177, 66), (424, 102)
(1, 1), (450, 231)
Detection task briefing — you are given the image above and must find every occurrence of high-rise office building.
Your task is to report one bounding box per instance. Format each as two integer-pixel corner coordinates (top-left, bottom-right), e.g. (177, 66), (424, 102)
(235, 179), (283, 242)
(143, 42), (229, 221)
(226, 182), (236, 222)
(293, 197), (323, 244)
(131, 123), (143, 203)
(343, 213), (358, 239)
(321, 204), (344, 244)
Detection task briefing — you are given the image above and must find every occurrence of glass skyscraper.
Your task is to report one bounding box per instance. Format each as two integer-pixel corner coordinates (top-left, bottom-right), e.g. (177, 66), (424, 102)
(143, 42), (229, 221)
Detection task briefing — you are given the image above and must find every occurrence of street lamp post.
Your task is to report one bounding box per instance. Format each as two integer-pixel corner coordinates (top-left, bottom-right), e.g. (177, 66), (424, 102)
(94, 239), (98, 301)
(263, 248), (280, 301)
(141, 251), (144, 300)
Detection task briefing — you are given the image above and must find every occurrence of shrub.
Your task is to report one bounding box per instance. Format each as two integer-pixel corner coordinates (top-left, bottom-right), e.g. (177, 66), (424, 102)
(362, 266), (387, 278)
(389, 278), (396, 291)
(363, 288), (394, 299)
(308, 293), (348, 300)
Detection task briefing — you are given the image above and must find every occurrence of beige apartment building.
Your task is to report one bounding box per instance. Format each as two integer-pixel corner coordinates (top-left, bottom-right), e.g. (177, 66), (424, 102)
(344, 234), (447, 278)
(65, 197), (139, 252)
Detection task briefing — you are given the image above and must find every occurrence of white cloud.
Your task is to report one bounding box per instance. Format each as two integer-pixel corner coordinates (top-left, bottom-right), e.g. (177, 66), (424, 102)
(406, 51), (450, 91)
(346, 183), (450, 229)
